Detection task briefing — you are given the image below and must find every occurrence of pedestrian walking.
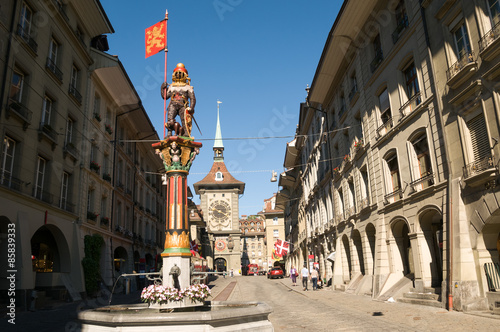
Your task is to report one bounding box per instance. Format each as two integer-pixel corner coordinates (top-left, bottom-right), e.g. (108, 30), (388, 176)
(290, 266), (298, 286)
(310, 267), (319, 290)
(300, 264), (309, 291)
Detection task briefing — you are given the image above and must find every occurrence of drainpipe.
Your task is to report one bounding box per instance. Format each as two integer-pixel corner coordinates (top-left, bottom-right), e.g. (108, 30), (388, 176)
(419, 0), (453, 311)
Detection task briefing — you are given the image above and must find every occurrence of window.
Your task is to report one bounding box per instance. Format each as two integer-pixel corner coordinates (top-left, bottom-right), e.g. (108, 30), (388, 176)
(408, 132), (433, 191)
(359, 168), (369, 209)
(101, 196), (107, 219)
(349, 72), (358, 102)
(466, 113), (491, 164)
(93, 94), (100, 117)
(19, 2), (33, 38)
(10, 70), (24, 103)
(347, 178), (356, 216)
(60, 172), (69, 209)
(404, 62), (420, 101)
(383, 152), (401, 203)
(379, 89), (391, 124)
(453, 22), (471, 60)
(273, 217), (278, 225)
(1, 137), (16, 187)
(49, 38), (58, 64)
(69, 65), (81, 102)
(392, 1), (409, 43)
(42, 95), (53, 125)
(35, 156), (47, 200)
(487, 0), (500, 25)
(273, 229), (279, 238)
(65, 117), (74, 146)
(337, 187), (344, 219)
(371, 34), (383, 72)
(87, 188), (95, 214)
(215, 171), (223, 181)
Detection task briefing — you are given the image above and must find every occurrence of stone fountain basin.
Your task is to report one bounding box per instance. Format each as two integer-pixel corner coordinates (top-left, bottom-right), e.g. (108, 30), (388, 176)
(78, 301), (273, 331)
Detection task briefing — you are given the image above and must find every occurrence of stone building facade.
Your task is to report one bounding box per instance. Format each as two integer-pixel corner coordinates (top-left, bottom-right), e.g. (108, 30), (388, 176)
(0, 0), (165, 308)
(279, 0), (500, 312)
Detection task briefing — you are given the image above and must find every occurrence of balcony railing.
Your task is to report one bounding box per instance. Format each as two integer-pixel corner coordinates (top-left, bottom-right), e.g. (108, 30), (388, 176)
(33, 188), (54, 204)
(46, 57), (63, 81)
(59, 198), (75, 213)
(392, 15), (409, 44)
(409, 171), (434, 193)
(370, 51), (384, 73)
(39, 122), (58, 145)
(63, 142), (79, 159)
(399, 92), (422, 117)
(359, 197), (369, 211)
(0, 175), (23, 193)
(68, 85), (82, 104)
(16, 24), (38, 53)
(7, 100), (33, 129)
(376, 117), (394, 137)
(463, 156), (494, 179)
(384, 188), (402, 205)
(446, 51), (475, 81)
(479, 21), (500, 54)
(345, 205), (356, 218)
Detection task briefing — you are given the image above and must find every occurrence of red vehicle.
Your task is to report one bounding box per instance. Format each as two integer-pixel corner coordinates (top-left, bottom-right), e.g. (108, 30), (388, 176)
(267, 267), (284, 279)
(247, 264), (259, 275)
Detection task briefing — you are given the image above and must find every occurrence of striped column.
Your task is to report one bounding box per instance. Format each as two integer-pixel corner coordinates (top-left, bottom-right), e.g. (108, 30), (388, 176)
(162, 169), (191, 257)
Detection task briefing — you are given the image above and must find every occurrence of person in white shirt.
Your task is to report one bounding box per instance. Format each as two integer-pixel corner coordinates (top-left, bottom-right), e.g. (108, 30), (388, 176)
(300, 264), (310, 291)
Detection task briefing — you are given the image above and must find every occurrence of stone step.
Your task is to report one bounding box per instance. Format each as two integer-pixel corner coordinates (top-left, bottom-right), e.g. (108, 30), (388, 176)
(409, 287), (441, 294)
(403, 292), (440, 301)
(397, 297), (442, 308)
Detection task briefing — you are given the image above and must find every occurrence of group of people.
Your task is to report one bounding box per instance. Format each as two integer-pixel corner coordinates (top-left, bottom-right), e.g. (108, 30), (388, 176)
(289, 264), (322, 291)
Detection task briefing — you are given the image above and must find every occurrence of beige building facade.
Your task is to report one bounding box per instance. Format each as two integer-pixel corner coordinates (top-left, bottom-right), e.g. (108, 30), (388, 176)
(279, 0), (500, 313)
(0, 0), (165, 308)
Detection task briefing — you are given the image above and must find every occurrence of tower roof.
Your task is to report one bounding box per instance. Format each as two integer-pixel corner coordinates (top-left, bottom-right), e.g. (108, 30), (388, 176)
(193, 160), (245, 194)
(213, 101), (224, 149)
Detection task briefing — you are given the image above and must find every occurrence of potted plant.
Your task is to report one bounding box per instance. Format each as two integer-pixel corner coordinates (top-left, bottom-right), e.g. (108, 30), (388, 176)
(90, 160), (100, 172)
(105, 124), (113, 135)
(94, 113), (102, 122)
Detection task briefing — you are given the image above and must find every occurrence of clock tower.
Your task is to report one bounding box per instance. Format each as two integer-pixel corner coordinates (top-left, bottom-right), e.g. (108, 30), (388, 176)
(193, 102), (244, 274)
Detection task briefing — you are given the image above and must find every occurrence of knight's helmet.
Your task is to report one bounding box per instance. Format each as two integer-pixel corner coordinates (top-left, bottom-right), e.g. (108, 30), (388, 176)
(171, 63), (191, 86)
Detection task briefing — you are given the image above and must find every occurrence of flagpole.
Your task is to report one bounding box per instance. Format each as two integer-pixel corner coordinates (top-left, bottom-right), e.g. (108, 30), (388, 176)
(163, 10), (169, 138)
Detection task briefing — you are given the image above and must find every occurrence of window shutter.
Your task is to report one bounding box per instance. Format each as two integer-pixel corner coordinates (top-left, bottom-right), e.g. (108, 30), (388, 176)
(467, 114), (490, 162)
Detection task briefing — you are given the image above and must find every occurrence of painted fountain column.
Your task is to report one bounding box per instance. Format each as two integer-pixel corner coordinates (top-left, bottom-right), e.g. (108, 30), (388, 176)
(153, 138), (201, 290)
(152, 62), (201, 290)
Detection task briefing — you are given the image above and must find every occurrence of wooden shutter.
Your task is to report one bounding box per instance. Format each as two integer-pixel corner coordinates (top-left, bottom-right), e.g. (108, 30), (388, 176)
(467, 114), (490, 162)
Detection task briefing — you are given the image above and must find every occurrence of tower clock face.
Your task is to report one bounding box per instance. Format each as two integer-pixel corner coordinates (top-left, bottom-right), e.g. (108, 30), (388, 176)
(209, 200), (231, 224)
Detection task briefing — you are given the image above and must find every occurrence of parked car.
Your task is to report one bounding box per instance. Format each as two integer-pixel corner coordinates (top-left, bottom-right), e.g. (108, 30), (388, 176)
(258, 269), (266, 275)
(267, 267), (284, 279)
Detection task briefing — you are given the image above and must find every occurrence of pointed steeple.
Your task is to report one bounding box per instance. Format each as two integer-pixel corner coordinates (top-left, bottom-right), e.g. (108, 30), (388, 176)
(213, 100), (224, 160)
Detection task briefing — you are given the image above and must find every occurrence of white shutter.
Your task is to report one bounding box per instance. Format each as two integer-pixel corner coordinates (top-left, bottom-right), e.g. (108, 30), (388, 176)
(467, 114), (490, 162)
(382, 160), (394, 203)
(407, 141), (423, 191)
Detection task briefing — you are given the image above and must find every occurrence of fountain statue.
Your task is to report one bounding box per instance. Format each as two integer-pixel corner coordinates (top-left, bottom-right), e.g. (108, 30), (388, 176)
(77, 63), (273, 331)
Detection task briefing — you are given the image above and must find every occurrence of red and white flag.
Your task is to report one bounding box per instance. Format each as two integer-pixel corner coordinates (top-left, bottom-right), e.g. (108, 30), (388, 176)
(145, 19), (166, 58)
(274, 239), (289, 257)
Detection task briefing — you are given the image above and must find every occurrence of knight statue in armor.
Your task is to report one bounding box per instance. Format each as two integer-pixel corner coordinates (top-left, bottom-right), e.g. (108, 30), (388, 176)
(161, 63), (196, 137)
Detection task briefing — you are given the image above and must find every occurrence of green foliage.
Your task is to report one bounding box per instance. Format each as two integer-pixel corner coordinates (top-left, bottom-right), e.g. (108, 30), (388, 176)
(82, 234), (104, 296)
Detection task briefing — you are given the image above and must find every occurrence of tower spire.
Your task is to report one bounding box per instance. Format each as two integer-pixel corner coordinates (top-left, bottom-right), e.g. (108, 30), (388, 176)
(213, 100), (224, 160)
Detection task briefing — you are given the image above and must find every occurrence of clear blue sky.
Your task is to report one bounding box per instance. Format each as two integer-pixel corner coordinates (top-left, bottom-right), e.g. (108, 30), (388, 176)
(100, 0), (342, 216)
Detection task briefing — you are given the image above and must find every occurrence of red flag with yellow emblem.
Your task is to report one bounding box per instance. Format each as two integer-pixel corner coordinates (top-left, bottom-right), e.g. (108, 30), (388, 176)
(145, 19), (166, 58)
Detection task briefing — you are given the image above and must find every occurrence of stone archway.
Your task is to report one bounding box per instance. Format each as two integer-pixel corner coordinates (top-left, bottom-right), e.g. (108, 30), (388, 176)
(30, 224), (71, 288)
(352, 229), (365, 275)
(419, 209), (443, 287)
(341, 234), (352, 281)
(214, 257), (227, 272)
(391, 219), (412, 276)
(114, 246), (128, 274)
(365, 223), (376, 275)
